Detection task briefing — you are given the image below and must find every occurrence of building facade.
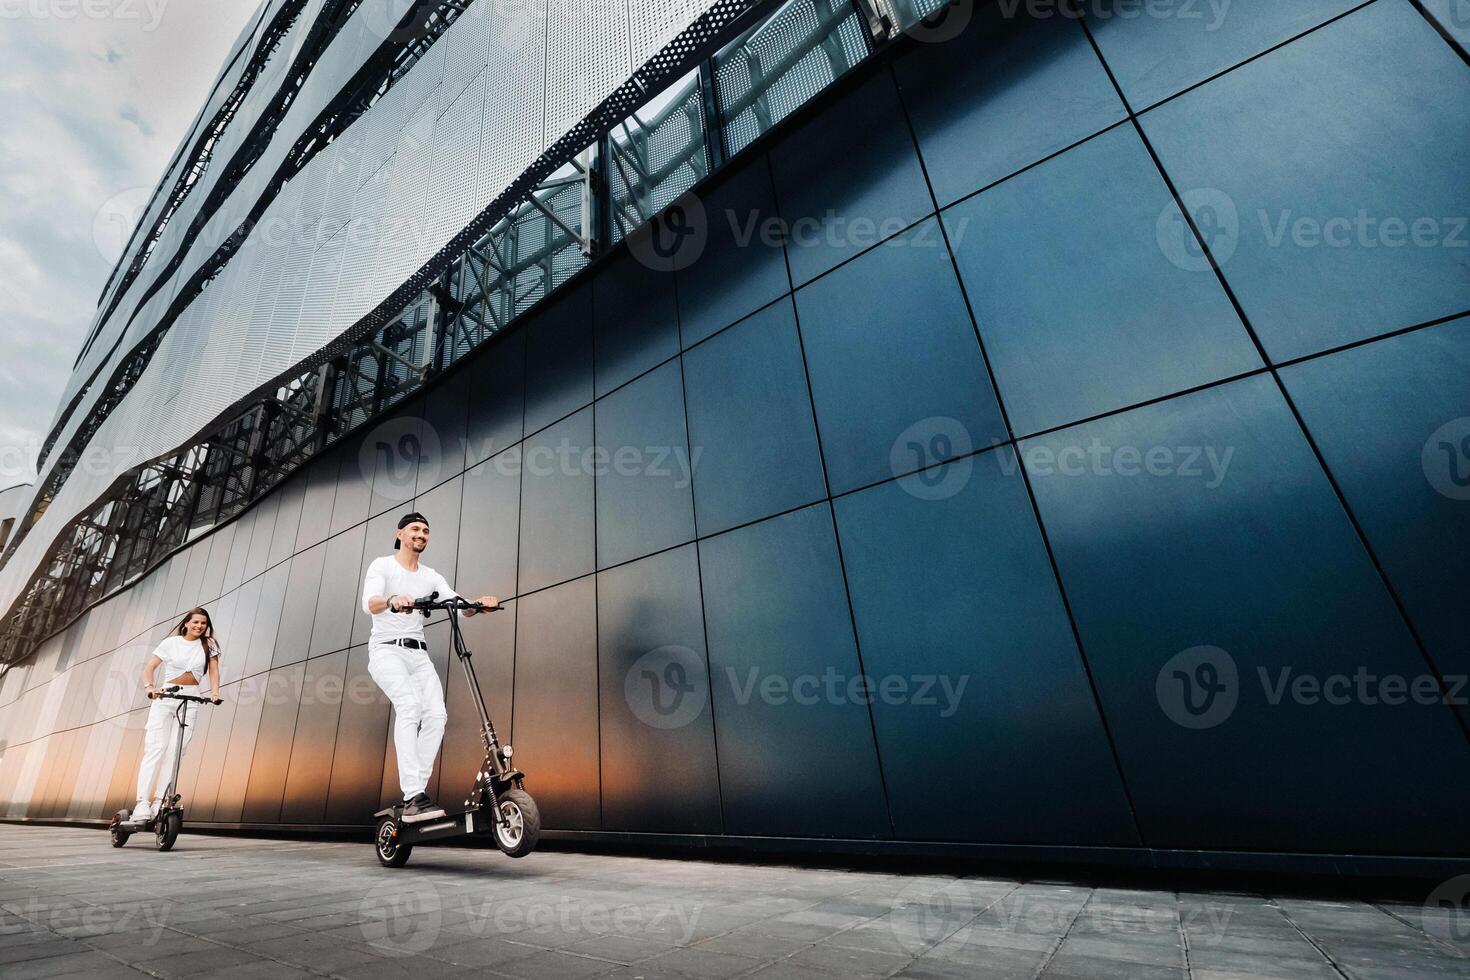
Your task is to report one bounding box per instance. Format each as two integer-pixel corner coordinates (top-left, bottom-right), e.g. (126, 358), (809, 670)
(1, 0), (1468, 872)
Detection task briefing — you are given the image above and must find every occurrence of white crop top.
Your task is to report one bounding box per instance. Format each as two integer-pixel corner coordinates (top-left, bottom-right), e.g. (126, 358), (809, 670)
(151, 634), (214, 680)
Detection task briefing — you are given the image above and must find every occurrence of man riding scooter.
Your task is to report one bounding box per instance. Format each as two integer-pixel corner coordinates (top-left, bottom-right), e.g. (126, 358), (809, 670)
(361, 512), (497, 822)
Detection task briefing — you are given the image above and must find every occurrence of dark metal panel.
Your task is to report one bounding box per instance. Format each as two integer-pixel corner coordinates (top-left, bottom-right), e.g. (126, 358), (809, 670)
(308, 524), (369, 658)
(351, 510), (402, 649)
(1026, 376), (1470, 855)
(699, 502), (889, 838)
(222, 507), (256, 595)
(267, 474), (307, 569)
(597, 546), (721, 833)
(518, 407), (595, 594)
(674, 158), (789, 347)
(1282, 316), (1470, 689)
(187, 690), (239, 822)
(594, 360), (696, 569)
(593, 250), (680, 399)
(329, 430), (374, 537)
(412, 475), (463, 586)
(513, 575), (601, 829)
(294, 447), (342, 553)
(834, 449), (1138, 845)
(198, 524), (235, 605)
(458, 451), (521, 606)
(323, 644), (391, 824)
(681, 298), (825, 536)
(280, 649), (350, 824)
(524, 284), (595, 438)
(795, 217), (1006, 494)
(464, 330), (525, 468)
(368, 406), (425, 519)
(241, 661), (307, 823)
(272, 543), (326, 669)
(418, 374), (470, 498)
(242, 490), (280, 581)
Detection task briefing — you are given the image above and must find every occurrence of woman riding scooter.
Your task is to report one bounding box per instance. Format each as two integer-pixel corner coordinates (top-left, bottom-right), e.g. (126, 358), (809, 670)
(130, 608), (222, 822)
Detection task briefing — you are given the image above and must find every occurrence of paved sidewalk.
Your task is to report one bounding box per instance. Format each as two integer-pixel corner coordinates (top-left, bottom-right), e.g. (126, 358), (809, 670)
(0, 825), (1466, 980)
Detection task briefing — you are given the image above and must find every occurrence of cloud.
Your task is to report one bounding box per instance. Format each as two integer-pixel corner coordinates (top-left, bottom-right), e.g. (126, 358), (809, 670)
(0, 0), (265, 484)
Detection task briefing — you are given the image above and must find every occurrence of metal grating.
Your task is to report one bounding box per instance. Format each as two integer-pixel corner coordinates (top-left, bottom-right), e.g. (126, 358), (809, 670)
(608, 68), (709, 242)
(713, 0), (866, 157)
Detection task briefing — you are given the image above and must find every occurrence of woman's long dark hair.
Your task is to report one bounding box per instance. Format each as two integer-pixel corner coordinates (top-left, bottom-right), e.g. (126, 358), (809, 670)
(174, 607), (220, 660)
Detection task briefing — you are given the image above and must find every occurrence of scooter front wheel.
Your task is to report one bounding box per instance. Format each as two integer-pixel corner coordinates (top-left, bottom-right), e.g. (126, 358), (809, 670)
(155, 812), (181, 851)
(375, 816), (412, 867)
(491, 788), (540, 858)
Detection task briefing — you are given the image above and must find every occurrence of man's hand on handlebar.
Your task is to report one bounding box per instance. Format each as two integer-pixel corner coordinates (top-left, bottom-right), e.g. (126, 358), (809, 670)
(387, 594), (415, 613)
(465, 595), (500, 617)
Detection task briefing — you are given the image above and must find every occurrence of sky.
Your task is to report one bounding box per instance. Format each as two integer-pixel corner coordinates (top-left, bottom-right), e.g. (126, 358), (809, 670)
(0, 0), (266, 492)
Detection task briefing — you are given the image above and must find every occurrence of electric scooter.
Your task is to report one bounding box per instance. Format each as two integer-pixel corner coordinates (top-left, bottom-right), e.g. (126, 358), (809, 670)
(372, 593), (540, 868)
(109, 685), (221, 851)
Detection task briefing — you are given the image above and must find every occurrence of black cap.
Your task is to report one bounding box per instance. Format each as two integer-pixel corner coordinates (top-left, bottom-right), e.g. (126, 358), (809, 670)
(393, 512), (429, 550)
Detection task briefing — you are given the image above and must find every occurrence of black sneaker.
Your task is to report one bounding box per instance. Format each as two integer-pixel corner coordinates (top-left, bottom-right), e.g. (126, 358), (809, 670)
(401, 793), (446, 822)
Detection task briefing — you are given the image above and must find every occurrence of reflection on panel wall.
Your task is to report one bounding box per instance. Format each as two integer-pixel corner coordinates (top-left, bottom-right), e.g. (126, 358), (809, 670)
(2, 0), (1469, 870)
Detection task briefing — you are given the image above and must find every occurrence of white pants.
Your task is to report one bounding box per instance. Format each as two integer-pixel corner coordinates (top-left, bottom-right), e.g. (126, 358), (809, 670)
(368, 644), (447, 800)
(136, 686), (198, 802)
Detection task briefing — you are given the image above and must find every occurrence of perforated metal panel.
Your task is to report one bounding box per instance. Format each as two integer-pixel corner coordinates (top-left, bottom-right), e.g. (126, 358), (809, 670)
(476, 0), (549, 205)
(373, 99), (437, 295)
(544, 0), (634, 145)
(435, 3), (493, 119)
(331, 157), (393, 328)
(425, 69), (489, 246)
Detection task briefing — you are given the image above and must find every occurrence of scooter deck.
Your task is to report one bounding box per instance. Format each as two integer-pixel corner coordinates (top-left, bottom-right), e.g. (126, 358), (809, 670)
(374, 805), (494, 844)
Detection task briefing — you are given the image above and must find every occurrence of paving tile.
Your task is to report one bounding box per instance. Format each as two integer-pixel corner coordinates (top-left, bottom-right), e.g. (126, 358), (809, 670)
(642, 945), (768, 977)
(3, 949), (132, 980)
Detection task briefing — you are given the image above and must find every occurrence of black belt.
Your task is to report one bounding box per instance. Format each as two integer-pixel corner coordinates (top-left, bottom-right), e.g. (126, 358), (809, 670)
(382, 638), (427, 650)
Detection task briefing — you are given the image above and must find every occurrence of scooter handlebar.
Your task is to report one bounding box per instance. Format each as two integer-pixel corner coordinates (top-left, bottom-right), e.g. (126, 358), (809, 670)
(410, 591), (502, 614)
(148, 686), (222, 704)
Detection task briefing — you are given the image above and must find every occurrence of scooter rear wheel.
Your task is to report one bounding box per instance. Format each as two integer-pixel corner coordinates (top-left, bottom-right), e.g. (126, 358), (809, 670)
(375, 816), (412, 867)
(491, 789), (540, 858)
(155, 812), (181, 852)
(109, 809), (131, 848)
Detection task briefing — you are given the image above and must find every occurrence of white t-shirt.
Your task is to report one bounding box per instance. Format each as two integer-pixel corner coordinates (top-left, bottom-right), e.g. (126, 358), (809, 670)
(151, 634), (214, 680)
(361, 555), (458, 643)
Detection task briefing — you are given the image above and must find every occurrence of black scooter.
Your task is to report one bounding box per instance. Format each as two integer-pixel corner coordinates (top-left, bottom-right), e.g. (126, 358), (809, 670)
(372, 594), (540, 867)
(109, 685), (221, 851)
